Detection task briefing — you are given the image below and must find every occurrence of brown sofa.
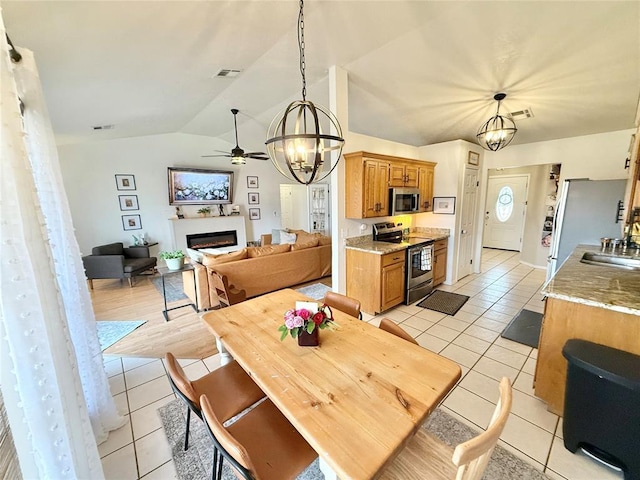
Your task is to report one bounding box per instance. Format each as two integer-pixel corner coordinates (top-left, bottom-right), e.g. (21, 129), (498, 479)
(183, 232), (331, 310)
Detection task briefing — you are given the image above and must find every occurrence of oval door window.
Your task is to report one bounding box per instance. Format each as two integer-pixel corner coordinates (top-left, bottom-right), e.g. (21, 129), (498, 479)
(495, 186), (514, 222)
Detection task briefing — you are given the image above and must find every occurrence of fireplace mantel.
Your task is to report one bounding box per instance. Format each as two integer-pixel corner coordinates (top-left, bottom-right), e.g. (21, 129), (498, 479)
(169, 216), (248, 253)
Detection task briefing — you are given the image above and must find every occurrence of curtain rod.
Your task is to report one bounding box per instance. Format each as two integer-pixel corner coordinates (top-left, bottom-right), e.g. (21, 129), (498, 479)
(6, 34), (22, 63)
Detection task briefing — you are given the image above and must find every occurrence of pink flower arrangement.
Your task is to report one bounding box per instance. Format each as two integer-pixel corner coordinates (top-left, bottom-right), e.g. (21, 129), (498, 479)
(278, 304), (333, 341)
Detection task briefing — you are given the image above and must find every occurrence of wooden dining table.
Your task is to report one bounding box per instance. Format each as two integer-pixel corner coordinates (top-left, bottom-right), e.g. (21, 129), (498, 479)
(201, 288), (461, 480)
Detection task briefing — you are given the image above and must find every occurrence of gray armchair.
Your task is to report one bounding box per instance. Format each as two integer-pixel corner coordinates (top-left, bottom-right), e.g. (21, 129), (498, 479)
(82, 242), (157, 288)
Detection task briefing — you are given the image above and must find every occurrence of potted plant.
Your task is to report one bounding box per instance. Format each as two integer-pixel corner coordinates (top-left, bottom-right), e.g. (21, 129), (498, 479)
(159, 250), (185, 270)
(197, 206), (211, 217)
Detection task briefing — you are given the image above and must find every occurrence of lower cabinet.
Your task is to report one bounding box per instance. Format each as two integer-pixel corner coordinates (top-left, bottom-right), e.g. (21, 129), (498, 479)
(432, 239), (447, 287)
(346, 249), (406, 315)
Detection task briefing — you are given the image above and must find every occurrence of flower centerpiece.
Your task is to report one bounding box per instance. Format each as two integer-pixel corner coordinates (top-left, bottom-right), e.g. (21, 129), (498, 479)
(278, 303), (333, 346)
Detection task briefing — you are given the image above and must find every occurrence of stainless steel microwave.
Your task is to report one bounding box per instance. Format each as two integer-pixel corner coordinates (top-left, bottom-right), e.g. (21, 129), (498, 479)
(389, 187), (420, 215)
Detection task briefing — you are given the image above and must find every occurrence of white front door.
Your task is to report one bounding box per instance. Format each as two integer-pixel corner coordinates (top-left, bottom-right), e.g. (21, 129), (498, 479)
(458, 167), (479, 279)
(483, 175), (529, 251)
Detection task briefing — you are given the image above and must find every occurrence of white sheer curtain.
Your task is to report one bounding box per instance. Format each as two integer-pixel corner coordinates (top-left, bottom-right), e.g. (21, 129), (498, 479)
(1, 13), (124, 479)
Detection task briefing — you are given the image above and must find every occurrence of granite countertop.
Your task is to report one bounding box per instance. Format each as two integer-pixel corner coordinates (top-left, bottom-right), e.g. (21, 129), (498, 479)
(345, 228), (450, 255)
(543, 245), (640, 316)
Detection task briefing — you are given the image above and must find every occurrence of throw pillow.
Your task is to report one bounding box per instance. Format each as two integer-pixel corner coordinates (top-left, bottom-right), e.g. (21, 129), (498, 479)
(186, 248), (204, 264)
(202, 248), (248, 267)
(291, 238), (319, 250)
(271, 229), (282, 244)
(280, 231), (297, 244)
(247, 244), (291, 258)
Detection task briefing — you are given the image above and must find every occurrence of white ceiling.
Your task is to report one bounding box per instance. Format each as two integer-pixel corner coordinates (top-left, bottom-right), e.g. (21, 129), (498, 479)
(3, 1), (639, 151)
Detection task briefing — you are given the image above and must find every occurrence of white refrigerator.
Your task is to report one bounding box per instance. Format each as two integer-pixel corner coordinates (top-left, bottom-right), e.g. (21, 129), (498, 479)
(547, 178), (627, 281)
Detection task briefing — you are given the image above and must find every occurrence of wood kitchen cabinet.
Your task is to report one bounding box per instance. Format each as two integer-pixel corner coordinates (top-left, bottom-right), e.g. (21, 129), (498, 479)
(418, 165), (434, 212)
(346, 249), (405, 314)
(345, 153), (390, 218)
(345, 151), (436, 219)
(389, 163), (419, 188)
(534, 296), (640, 415)
(432, 238), (447, 286)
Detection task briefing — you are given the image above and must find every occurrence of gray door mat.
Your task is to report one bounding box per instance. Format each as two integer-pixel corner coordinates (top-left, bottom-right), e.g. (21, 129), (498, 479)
(417, 290), (470, 316)
(501, 309), (543, 348)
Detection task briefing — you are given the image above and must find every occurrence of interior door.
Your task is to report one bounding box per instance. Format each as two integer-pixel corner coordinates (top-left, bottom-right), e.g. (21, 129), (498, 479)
(483, 175), (529, 251)
(458, 167), (479, 279)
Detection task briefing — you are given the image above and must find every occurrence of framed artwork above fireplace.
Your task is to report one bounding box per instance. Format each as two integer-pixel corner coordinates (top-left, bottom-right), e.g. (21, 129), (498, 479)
(168, 167), (234, 205)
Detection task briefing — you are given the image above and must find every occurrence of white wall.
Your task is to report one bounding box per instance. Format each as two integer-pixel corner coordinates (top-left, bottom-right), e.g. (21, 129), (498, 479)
(58, 132), (288, 255)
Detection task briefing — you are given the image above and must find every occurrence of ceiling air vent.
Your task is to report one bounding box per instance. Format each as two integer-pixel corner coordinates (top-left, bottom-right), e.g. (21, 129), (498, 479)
(214, 69), (241, 78)
(92, 124), (114, 130)
(508, 108), (534, 121)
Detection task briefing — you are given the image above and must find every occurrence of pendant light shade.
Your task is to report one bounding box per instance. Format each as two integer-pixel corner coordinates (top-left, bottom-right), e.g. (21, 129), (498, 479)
(477, 93), (517, 152)
(265, 0), (344, 185)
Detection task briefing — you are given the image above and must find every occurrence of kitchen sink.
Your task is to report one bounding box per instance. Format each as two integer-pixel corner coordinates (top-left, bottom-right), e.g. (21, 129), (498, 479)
(580, 251), (640, 270)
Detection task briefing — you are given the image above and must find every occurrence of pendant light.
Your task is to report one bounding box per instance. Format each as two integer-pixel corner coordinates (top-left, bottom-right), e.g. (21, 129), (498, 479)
(265, 0), (345, 185)
(476, 93), (517, 151)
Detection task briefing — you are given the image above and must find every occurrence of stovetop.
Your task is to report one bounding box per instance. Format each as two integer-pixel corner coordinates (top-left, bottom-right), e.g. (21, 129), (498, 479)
(372, 221), (434, 246)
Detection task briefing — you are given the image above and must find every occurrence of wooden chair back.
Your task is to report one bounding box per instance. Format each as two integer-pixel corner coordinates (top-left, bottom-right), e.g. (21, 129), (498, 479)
(452, 377), (512, 480)
(380, 377), (512, 480)
(379, 318), (418, 345)
(211, 271), (246, 308)
(322, 291), (362, 319)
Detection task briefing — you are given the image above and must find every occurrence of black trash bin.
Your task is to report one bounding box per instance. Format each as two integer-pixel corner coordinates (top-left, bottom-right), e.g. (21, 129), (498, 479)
(562, 339), (640, 480)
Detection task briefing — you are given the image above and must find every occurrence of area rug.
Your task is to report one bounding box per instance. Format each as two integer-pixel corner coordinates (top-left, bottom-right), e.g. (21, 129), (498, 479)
(501, 309), (543, 348)
(417, 290), (470, 316)
(296, 283), (332, 301)
(158, 399), (549, 479)
(96, 320), (146, 351)
(151, 274), (188, 302)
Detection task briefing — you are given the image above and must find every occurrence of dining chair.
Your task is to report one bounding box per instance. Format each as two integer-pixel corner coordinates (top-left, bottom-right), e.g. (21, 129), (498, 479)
(378, 317), (418, 345)
(164, 352), (264, 451)
(322, 291), (362, 320)
(210, 271), (246, 308)
(200, 393), (318, 480)
(380, 377), (513, 480)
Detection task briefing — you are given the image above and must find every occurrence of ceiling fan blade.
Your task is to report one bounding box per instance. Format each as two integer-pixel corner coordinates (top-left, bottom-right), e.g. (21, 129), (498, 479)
(201, 154), (232, 158)
(247, 154), (269, 160)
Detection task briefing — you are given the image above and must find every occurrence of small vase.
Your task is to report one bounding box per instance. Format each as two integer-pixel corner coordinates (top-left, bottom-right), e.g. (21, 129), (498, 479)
(297, 328), (319, 347)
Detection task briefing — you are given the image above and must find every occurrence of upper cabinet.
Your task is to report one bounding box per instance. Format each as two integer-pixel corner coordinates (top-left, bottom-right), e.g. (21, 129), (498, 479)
(345, 151), (436, 219)
(389, 163), (419, 188)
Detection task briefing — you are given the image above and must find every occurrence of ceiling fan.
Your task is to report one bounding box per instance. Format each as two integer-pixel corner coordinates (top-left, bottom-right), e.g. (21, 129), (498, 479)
(202, 108), (269, 165)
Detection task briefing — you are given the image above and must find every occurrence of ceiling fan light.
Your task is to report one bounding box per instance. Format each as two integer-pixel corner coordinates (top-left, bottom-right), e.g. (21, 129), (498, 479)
(231, 155), (246, 165)
(477, 93), (518, 152)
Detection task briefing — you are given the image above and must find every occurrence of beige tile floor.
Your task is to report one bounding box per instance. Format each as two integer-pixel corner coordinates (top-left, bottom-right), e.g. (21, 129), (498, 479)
(100, 248), (625, 480)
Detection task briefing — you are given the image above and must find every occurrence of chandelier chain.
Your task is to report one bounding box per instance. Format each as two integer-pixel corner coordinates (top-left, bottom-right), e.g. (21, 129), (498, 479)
(298, 0), (306, 100)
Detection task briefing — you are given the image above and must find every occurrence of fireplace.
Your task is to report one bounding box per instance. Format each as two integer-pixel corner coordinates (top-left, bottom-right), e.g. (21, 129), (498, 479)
(186, 230), (238, 250)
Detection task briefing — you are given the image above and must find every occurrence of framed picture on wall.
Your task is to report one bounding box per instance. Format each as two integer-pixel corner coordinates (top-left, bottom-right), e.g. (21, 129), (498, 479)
(433, 197), (456, 214)
(118, 195), (139, 211)
(468, 151), (480, 166)
(249, 208), (261, 220)
(122, 214), (142, 230)
(248, 192), (260, 205)
(168, 167), (233, 205)
(247, 176), (259, 188)
(115, 174), (136, 191)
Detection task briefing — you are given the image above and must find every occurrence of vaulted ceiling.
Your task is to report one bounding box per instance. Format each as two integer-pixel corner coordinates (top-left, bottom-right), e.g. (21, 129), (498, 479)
(3, 1), (639, 151)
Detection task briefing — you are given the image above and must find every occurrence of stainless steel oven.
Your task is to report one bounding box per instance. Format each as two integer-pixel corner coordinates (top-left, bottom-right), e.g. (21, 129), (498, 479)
(406, 241), (433, 304)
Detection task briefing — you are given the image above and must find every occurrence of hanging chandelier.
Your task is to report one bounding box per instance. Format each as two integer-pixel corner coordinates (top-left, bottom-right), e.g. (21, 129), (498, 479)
(476, 93), (517, 151)
(265, 0), (345, 185)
